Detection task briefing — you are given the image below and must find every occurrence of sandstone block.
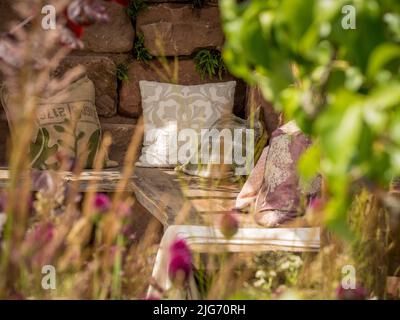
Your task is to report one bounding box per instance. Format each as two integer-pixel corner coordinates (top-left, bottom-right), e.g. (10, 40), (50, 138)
(82, 1), (135, 53)
(56, 55), (118, 117)
(137, 4), (224, 56)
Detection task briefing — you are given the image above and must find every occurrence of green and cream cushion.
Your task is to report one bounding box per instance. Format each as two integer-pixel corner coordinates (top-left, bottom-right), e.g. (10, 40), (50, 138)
(137, 80), (237, 167)
(1, 76), (118, 169)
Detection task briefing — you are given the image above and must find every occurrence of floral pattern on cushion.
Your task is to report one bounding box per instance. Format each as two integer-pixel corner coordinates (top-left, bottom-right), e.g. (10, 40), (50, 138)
(235, 145), (269, 210)
(254, 121), (321, 227)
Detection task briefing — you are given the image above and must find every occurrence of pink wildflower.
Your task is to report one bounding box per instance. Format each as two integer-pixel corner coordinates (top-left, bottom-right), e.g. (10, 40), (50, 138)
(336, 284), (368, 300)
(220, 211), (239, 239)
(168, 238), (192, 285)
(93, 193), (111, 213)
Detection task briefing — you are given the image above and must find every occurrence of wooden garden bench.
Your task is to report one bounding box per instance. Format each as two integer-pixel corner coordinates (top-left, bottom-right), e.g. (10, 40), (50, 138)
(133, 168), (320, 298)
(0, 167), (321, 298)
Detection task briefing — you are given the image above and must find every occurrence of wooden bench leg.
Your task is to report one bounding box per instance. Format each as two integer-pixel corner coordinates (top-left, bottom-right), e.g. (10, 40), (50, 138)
(147, 226), (176, 297)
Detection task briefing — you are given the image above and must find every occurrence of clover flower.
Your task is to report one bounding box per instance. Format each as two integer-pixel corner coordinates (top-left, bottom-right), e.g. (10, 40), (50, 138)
(168, 238), (192, 285)
(93, 193), (111, 213)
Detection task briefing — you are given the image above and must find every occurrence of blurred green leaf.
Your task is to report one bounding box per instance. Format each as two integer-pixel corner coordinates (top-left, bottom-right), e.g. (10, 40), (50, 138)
(298, 142), (321, 183)
(367, 43), (400, 80)
(221, 0), (400, 240)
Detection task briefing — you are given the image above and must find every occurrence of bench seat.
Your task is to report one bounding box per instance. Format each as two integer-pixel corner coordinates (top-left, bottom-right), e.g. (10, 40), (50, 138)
(0, 166), (321, 299)
(0, 166), (316, 230)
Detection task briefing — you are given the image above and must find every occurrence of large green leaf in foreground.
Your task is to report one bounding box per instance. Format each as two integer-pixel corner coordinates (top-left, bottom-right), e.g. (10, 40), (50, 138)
(221, 0), (400, 239)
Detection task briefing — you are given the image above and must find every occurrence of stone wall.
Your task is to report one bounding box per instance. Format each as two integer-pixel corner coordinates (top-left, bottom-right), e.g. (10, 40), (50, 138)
(0, 0), (278, 166)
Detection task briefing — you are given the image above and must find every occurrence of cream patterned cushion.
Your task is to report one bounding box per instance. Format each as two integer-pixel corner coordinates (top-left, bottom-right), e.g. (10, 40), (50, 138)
(137, 81), (236, 167)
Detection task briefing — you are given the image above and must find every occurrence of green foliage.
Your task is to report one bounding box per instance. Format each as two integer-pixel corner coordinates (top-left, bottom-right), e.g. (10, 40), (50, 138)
(86, 129), (101, 168)
(134, 34), (153, 63)
(116, 63), (129, 82)
(192, 0), (205, 9)
(221, 0), (400, 238)
(194, 49), (227, 80)
(126, 0), (146, 22)
(349, 191), (389, 298)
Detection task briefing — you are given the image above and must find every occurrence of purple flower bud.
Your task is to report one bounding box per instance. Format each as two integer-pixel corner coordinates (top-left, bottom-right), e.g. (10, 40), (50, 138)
(170, 238), (190, 255)
(306, 196), (325, 216)
(44, 225), (55, 242)
(220, 211), (239, 239)
(122, 225), (136, 241)
(93, 193), (111, 213)
(336, 284), (368, 300)
(168, 238), (192, 285)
